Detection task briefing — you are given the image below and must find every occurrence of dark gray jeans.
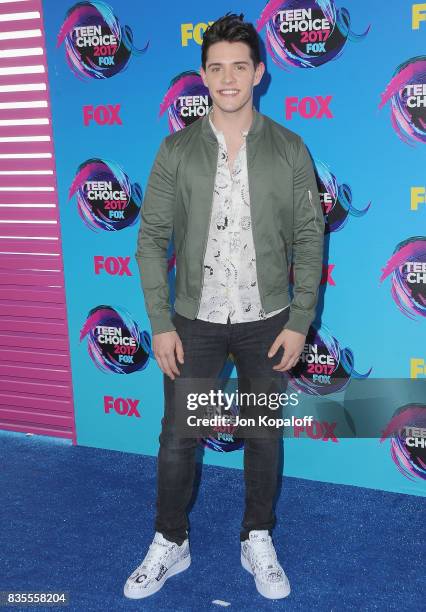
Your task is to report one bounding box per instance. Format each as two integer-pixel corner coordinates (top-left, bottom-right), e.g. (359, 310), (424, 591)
(155, 307), (290, 544)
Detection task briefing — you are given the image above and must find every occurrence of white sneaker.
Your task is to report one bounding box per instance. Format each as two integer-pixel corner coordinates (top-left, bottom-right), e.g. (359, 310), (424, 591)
(124, 531), (191, 599)
(241, 530), (290, 599)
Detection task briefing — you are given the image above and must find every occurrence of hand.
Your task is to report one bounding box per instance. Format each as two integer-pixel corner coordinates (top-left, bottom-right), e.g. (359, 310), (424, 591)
(268, 328), (306, 372)
(152, 330), (184, 380)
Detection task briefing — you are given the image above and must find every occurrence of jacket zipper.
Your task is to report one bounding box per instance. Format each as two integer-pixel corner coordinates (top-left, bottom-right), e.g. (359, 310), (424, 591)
(246, 135), (265, 312)
(196, 143), (219, 317)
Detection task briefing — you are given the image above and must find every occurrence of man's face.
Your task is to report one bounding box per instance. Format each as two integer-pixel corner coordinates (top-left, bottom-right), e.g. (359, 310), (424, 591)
(200, 40), (264, 114)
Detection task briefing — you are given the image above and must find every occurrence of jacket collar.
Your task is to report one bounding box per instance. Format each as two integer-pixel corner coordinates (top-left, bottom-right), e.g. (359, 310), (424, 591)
(201, 105), (264, 143)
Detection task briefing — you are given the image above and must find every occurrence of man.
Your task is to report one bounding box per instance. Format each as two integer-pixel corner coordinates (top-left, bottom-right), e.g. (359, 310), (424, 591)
(125, 13), (324, 601)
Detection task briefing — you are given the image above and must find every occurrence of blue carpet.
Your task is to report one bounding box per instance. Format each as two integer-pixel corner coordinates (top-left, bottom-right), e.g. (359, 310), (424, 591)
(0, 430), (424, 611)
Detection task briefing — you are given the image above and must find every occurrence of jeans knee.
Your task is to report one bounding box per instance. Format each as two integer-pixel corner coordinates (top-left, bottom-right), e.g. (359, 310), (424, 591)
(159, 429), (199, 452)
(244, 436), (281, 465)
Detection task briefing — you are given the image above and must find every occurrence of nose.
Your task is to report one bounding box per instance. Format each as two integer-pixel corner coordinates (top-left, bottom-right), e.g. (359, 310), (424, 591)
(221, 65), (236, 84)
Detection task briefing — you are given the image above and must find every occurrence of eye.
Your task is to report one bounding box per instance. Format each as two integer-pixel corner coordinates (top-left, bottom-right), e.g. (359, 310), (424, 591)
(236, 65), (246, 70)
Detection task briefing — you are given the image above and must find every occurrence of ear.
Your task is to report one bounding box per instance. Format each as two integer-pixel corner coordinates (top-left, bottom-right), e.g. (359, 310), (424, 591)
(199, 66), (208, 88)
(253, 61), (265, 86)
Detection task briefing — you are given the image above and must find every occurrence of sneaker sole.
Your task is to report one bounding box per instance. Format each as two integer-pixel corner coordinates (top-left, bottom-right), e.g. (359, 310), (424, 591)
(124, 553), (191, 599)
(241, 552), (291, 600)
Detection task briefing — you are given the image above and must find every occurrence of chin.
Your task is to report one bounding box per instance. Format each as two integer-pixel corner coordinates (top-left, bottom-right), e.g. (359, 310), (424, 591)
(213, 96), (249, 114)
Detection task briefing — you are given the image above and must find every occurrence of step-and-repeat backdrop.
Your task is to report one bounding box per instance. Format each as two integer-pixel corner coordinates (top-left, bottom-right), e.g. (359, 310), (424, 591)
(42, 0), (426, 496)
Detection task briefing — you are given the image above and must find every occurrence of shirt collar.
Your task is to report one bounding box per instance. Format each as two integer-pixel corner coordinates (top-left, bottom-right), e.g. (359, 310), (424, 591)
(207, 105), (249, 138)
(202, 104), (263, 143)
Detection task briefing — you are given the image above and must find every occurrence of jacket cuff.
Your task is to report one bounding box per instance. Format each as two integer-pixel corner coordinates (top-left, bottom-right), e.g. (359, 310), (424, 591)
(149, 312), (176, 336)
(283, 308), (313, 337)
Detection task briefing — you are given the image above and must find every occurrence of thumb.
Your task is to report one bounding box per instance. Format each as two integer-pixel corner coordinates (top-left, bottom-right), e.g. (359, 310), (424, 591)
(175, 336), (185, 364)
(268, 336), (282, 358)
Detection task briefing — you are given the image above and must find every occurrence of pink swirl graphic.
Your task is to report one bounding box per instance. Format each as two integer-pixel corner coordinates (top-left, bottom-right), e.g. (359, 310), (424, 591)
(79, 305), (152, 374)
(379, 56), (426, 146)
(68, 158), (142, 231)
(57, 1), (148, 80)
(314, 159), (370, 233)
(256, 0), (370, 70)
(202, 395), (244, 453)
(380, 237), (426, 319)
(289, 324), (372, 395)
(159, 71), (211, 133)
(380, 404), (426, 481)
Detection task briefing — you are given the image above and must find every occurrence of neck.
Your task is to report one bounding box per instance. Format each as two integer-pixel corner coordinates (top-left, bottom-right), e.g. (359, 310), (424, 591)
(210, 99), (254, 136)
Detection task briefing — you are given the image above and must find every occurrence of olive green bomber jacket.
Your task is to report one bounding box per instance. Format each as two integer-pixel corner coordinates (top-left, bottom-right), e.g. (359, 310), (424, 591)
(135, 108), (325, 337)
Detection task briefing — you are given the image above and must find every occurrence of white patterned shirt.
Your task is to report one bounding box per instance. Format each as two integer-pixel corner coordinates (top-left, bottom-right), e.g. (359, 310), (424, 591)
(196, 108), (288, 323)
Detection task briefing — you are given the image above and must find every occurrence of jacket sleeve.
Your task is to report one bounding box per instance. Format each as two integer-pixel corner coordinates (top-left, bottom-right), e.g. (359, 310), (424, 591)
(284, 136), (325, 336)
(134, 137), (176, 336)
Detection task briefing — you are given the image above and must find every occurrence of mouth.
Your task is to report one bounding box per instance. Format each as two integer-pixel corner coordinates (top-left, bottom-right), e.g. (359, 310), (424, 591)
(217, 89), (240, 96)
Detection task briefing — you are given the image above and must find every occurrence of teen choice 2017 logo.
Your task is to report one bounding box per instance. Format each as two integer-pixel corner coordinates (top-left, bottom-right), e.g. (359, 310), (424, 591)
(381, 404), (426, 481)
(68, 158), (142, 231)
(313, 159), (370, 233)
(256, 0), (370, 69)
(159, 71), (211, 133)
(380, 237), (426, 320)
(80, 305), (153, 374)
(201, 395), (244, 453)
(57, 0), (148, 79)
(289, 324), (372, 395)
(379, 56), (426, 146)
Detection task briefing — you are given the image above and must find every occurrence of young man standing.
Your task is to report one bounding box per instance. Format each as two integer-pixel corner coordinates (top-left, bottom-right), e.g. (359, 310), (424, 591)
(125, 13), (324, 601)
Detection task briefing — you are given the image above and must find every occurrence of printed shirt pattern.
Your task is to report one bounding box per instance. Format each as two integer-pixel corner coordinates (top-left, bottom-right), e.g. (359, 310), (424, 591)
(196, 109), (288, 323)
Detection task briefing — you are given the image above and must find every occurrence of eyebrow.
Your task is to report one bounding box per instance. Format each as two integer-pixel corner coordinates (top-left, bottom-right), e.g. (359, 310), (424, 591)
(207, 61), (250, 68)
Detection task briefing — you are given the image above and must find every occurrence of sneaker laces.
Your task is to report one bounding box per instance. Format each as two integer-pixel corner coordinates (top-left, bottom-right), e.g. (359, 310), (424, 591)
(250, 537), (281, 574)
(136, 537), (177, 577)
